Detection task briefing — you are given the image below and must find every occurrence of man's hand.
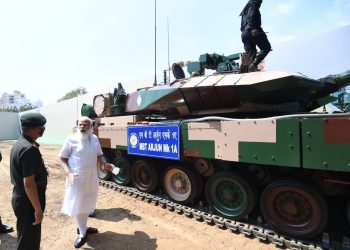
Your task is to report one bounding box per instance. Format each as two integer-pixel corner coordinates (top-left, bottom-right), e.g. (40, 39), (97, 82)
(103, 163), (115, 172)
(66, 172), (78, 185)
(33, 209), (43, 225)
(251, 29), (259, 37)
(24, 175), (44, 226)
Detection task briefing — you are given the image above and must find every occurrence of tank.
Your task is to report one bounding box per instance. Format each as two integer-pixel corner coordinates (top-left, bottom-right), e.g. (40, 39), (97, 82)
(87, 53), (350, 242)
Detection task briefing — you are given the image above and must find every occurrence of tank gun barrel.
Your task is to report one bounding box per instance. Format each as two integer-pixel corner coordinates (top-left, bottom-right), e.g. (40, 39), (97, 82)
(303, 70), (350, 111)
(332, 70), (350, 89)
(318, 70), (350, 94)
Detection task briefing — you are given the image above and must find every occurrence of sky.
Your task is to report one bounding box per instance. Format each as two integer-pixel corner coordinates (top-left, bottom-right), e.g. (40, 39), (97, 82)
(0, 0), (350, 106)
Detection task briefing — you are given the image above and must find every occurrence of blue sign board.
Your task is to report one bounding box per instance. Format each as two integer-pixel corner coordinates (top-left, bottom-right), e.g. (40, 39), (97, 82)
(127, 124), (180, 160)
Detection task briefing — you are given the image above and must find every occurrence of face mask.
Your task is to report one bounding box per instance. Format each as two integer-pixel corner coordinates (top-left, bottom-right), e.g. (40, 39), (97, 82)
(36, 126), (45, 137)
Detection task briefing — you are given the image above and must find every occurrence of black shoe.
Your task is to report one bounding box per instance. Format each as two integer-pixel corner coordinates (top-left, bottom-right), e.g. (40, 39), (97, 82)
(0, 224), (13, 234)
(74, 235), (87, 248)
(88, 211), (95, 218)
(77, 227), (98, 235)
(248, 63), (259, 72)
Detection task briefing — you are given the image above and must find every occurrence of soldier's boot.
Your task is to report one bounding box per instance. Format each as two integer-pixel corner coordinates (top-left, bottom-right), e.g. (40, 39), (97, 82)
(248, 63), (259, 72)
(0, 217), (13, 234)
(248, 49), (270, 72)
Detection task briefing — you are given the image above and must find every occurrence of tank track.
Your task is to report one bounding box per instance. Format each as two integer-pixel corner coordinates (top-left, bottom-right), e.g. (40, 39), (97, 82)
(99, 180), (350, 250)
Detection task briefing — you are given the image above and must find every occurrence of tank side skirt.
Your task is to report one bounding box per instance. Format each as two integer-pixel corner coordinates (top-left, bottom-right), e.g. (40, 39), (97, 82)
(97, 117), (350, 173)
(239, 119), (300, 167)
(302, 118), (350, 172)
(183, 118), (301, 168)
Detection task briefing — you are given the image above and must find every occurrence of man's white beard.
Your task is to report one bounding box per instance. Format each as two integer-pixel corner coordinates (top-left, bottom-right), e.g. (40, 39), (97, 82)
(78, 128), (92, 141)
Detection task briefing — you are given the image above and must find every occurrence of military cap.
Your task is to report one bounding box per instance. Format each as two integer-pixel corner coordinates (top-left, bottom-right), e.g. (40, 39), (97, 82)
(20, 112), (46, 127)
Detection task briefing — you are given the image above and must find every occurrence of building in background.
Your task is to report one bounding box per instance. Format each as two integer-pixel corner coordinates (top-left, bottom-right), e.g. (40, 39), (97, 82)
(0, 91), (42, 110)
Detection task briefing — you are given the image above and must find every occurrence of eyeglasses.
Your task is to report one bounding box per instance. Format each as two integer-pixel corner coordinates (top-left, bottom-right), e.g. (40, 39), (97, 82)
(78, 122), (90, 128)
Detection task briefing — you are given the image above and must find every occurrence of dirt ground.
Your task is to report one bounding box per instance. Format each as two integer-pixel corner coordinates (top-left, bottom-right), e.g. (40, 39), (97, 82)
(0, 140), (278, 250)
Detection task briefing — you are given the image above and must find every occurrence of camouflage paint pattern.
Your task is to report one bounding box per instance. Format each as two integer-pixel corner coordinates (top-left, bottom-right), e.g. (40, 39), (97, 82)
(96, 114), (350, 173)
(238, 118), (300, 167)
(302, 117), (350, 172)
(96, 115), (140, 150)
(183, 118), (300, 167)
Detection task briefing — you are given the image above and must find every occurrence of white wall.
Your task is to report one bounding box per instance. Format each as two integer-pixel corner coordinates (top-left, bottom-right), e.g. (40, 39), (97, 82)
(37, 91), (100, 145)
(0, 112), (20, 140)
(0, 90), (103, 145)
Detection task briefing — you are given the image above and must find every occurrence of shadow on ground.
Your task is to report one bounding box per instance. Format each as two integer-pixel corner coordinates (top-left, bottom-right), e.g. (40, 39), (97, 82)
(84, 230), (157, 250)
(0, 232), (17, 249)
(94, 208), (141, 223)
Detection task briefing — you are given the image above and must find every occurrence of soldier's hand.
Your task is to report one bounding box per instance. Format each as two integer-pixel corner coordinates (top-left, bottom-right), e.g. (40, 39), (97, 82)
(67, 172), (78, 185)
(45, 165), (50, 177)
(251, 29), (259, 37)
(33, 209), (43, 225)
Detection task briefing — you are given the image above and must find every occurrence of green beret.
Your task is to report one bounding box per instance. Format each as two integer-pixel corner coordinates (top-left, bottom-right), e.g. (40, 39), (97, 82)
(20, 112), (46, 128)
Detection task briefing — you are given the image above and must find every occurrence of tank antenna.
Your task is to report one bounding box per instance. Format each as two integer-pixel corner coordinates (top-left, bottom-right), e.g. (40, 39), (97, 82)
(153, 0), (157, 86)
(167, 16), (170, 84)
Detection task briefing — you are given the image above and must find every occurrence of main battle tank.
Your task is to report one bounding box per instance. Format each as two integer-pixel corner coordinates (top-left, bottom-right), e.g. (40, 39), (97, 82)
(85, 53), (350, 245)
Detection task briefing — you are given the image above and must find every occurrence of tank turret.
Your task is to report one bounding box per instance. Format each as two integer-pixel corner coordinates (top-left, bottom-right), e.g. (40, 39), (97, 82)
(124, 69), (350, 117)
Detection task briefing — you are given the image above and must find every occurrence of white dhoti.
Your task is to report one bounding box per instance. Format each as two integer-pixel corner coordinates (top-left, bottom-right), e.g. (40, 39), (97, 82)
(59, 133), (103, 217)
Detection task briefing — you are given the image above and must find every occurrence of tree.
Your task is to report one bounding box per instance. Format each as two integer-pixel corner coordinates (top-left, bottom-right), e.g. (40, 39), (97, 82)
(57, 87), (87, 102)
(0, 107), (18, 112)
(19, 103), (37, 111)
(0, 103), (37, 113)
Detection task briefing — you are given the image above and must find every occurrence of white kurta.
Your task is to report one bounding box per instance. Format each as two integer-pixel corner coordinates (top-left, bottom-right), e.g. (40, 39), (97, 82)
(59, 133), (103, 217)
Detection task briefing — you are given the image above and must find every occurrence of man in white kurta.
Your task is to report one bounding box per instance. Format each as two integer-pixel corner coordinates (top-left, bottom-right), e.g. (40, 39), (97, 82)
(59, 117), (114, 248)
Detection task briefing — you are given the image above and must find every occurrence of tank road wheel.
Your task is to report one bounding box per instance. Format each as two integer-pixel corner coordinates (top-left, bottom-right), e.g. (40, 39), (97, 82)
(112, 157), (132, 185)
(163, 165), (198, 204)
(260, 179), (327, 239)
(132, 160), (158, 193)
(205, 172), (257, 220)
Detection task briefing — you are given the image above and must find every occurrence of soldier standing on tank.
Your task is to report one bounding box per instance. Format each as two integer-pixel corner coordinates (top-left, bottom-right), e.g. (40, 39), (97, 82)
(0, 150), (14, 234)
(10, 112), (48, 250)
(240, 0), (271, 72)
